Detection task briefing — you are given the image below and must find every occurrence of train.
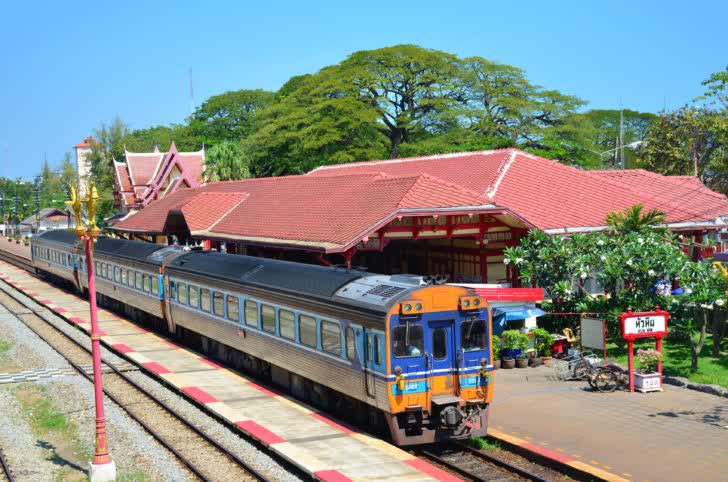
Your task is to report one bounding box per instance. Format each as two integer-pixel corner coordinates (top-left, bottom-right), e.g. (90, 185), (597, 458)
(30, 229), (494, 445)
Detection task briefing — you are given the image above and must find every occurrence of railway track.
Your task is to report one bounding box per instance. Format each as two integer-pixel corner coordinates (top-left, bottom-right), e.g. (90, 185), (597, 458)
(0, 287), (271, 482)
(0, 446), (15, 482)
(418, 442), (552, 482)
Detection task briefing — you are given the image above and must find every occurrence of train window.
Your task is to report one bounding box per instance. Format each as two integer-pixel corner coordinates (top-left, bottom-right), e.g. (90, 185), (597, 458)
(170, 280), (177, 300)
(461, 320), (487, 351)
(188, 285), (199, 308)
(95, 261), (99, 274)
(200, 289), (211, 312)
(213, 291), (224, 317)
(432, 328), (447, 360)
(143, 274), (151, 293)
(345, 328), (355, 360)
(114, 266), (121, 283)
(151, 276), (159, 295)
(226, 295), (239, 322)
(367, 334), (381, 365)
(393, 323), (424, 358)
(67, 254), (72, 266)
(321, 321), (341, 356)
(179, 283), (188, 305)
(125, 269), (132, 287)
(135, 272), (143, 290)
(279, 310), (295, 340)
(299, 315), (317, 348)
(261, 305), (276, 333)
(244, 300), (258, 328)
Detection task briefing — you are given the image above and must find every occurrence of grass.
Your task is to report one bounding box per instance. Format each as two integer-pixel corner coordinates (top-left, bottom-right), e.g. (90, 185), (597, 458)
(606, 333), (728, 388)
(0, 339), (12, 357)
(467, 437), (501, 451)
(15, 385), (91, 481)
(117, 470), (153, 482)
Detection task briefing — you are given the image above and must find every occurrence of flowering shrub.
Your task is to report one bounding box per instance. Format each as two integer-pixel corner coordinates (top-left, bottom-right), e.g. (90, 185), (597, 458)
(637, 349), (661, 374)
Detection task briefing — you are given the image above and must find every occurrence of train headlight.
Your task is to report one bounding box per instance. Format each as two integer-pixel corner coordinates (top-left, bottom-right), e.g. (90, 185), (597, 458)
(480, 357), (488, 366)
(473, 298), (481, 307)
(414, 303), (423, 311)
(403, 303), (412, 313)
(463, 299), (471, 308)
(394, 366), (403, 375)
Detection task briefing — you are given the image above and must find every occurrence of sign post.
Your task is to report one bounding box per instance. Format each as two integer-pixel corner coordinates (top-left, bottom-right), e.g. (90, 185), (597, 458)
(619, 308), (669, 393)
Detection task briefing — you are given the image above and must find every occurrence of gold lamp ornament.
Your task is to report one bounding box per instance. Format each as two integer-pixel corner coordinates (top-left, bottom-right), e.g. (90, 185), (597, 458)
(86, 181), (101, 240)
(66, 184), (86, 238)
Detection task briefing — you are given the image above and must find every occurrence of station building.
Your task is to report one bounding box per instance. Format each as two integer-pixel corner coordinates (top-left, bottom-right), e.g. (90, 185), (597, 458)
(111, 148), (728, 286)
(112, 142), (205, 215)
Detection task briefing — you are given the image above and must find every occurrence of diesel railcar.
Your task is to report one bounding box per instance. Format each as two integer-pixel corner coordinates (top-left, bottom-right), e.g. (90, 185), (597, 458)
(30, 230), (494, 445)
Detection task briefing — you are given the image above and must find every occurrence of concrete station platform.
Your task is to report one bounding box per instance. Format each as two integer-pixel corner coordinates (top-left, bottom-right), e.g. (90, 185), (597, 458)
(0, 259), (458, 482)
(490, 367), (728, 482)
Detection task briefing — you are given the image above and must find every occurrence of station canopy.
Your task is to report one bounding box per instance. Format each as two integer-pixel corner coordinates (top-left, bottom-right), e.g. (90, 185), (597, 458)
(112, 148), (728, 252)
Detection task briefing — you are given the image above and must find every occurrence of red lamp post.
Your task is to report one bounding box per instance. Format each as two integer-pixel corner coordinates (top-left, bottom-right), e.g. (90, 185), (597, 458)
(68, 183), (116, 481)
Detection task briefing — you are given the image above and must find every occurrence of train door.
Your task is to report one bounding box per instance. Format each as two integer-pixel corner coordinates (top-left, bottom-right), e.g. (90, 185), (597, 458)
(363, 330), (378, 398)
(427, 320), (458, 396)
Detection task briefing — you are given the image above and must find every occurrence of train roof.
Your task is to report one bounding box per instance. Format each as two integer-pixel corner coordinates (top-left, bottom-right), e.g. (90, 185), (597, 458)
(168, 250), (369, 298)
(94, 237), (173, 265)
(167, 251), (423, 313)
(33, 229), (79, 246)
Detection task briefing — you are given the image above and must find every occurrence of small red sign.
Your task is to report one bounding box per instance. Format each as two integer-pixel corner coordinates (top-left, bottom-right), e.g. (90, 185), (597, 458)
(620, 309), (669, 341)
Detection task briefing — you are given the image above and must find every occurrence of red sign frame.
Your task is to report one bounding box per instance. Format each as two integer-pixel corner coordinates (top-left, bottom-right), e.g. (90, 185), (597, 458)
(619, 309), (669, 341)
(619, 308), (669, 392)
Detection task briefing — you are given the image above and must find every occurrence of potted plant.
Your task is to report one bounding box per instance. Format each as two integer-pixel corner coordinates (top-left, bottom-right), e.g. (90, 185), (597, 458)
(492, 335), (501, 369)
(532, 328), (555, 366)
(515, 332), (530, 368)
(634, 348), (662, 393)
(500, 330), (519, 369)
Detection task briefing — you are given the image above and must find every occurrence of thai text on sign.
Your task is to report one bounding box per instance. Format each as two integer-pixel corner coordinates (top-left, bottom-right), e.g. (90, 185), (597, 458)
(623, 315), (666, 335)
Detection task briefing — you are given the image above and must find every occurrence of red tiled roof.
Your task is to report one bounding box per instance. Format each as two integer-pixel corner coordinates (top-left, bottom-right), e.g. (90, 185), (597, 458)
(74, 136), (97, 148)
(126, 152), (164, 186)
(180, 192), (248, 232)
(114, 162), (133, 192)
(178, 151), (206, 183)
(114, 148), (728, 250)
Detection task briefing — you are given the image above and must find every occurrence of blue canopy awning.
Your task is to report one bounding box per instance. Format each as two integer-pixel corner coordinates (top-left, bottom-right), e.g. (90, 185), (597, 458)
(492, 306), (546, 321)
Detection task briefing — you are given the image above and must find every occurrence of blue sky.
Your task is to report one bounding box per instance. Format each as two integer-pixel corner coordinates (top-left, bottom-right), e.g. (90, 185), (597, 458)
(0, 0), (725, 179)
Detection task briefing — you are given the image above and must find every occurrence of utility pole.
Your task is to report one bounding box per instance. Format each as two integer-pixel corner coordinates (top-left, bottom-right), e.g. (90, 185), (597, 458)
(34, 175), (41, 233)
(619, 109), (625, 170)
(189, 67), (195, 115)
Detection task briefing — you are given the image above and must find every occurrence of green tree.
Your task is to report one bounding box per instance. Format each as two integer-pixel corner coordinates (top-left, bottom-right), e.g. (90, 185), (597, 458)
(58, 152), (77, 193)
(606, 204), (667, 234)
(637, 107), (728, 194)
(459, 57), (585, 149)
(189, 89), (275, 145)
(125, 124), (201, 153)
(88, 117), (130, 193)
(697, 65), (728, 109)
(203, 141), (250, 181)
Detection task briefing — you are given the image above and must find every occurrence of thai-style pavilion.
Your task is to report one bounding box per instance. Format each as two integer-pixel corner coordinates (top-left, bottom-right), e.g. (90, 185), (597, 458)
(113, 142), (205, 214)
(111, 148), (728, 285)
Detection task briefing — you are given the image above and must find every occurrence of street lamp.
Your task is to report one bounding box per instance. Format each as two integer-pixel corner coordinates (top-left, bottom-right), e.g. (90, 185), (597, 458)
(34, 175), (41, 233)
(67, 182), (117, 482)
(0, 191), (5, 237)
(589, 141), (643, 169)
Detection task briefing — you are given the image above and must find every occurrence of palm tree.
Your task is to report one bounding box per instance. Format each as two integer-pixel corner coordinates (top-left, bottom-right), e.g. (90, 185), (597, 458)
(606, 204), (667, 234)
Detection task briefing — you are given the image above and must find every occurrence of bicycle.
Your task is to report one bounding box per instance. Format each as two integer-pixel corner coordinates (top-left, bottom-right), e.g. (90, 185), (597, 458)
(570, 355), (620, 392)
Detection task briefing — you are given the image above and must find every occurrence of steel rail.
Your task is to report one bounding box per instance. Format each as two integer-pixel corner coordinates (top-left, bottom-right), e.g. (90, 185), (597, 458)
(454, 442), (550, 482)
(0, 273), (271, 482)
(0, 447), (15, 482)
(417, 442), (551, 482)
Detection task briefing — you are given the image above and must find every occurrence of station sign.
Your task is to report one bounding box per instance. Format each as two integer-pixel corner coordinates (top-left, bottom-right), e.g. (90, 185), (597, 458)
(620, 309), (669, 341)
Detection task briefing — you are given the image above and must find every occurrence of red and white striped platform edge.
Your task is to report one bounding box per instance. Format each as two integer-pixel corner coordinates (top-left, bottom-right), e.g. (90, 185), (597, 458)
(0, 261), (461, 482)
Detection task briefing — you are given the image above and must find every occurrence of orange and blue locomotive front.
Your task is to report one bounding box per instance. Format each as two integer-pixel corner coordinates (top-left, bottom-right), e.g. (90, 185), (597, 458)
(384, 286), (493, 445)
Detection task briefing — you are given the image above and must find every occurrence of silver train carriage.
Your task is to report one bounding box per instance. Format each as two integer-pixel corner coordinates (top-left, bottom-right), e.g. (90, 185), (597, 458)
(30, 230), (495, 445)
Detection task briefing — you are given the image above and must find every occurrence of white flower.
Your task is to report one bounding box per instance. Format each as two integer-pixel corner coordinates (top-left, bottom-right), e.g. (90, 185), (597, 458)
(580, 272), (588, 279)
(515, 257), (524, 265)
(671, 298), (680, 304)
(597, 239), (605, 246)
(503, 258), (511, 265)
(600, 255), (607, 262)
(700, 304), (713, 309)
(716, 299), (725, 307)
(626, 259), (634, 266)
(637, 237), (644, 245)
(684, 288), (692, 295)
(648, 269), (656, 277)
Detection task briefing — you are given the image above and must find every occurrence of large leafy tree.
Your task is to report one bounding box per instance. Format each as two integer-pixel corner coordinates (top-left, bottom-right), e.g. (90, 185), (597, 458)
(203, 141), (250, 181)
(637, 107), (728, 194)
(125, 124), (201, 153)
(189, 89), (275, 145)
(87, 117), (130, 194)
